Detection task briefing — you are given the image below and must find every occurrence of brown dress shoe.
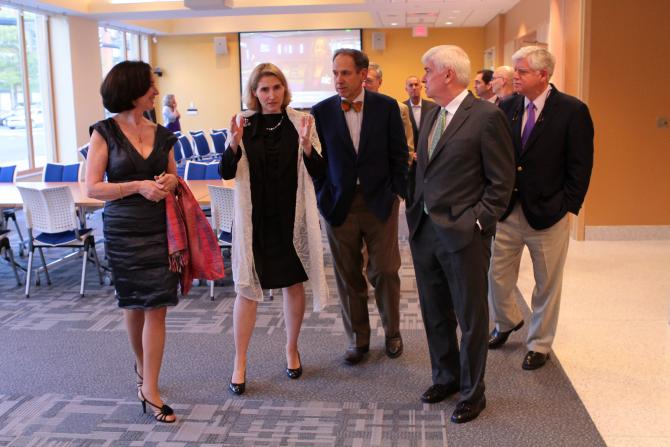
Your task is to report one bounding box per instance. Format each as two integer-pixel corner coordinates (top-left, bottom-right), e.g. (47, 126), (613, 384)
(385, 336), (403, 358)
(522, 351), (549, 370)
(344, 345), (369, 365)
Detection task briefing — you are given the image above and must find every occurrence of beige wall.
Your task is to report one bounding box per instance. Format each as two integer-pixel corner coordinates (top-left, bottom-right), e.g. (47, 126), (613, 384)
(363, 28), (485, 102)
(151, 34), (241, 133)
(584, 0), (670, 225)
(151, 28), (485, 130)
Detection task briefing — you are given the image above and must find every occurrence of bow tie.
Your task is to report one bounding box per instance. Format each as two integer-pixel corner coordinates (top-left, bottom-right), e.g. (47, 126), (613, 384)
(341, 100), (363, 113)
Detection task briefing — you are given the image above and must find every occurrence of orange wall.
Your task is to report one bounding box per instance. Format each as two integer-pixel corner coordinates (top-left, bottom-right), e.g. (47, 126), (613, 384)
(363, 27), (485, 103)
(584, 0), (670, 225)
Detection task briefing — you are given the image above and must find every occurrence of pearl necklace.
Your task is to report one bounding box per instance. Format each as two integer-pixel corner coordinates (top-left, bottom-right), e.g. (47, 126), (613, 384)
(265, 114), (284, 132)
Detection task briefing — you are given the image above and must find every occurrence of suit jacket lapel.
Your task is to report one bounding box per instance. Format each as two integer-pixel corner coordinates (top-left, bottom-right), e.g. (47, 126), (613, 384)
(511, 97), (524, 157)
(426, 93), (473, 168)
(358, 90), (372, 156)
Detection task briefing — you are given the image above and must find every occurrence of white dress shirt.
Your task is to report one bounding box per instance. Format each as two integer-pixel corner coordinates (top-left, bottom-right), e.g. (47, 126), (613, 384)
(410, 99), (422, 128)
(341, 89), (365, 153)
(522, 85), (552, 132)
(428, 88), (469, 150)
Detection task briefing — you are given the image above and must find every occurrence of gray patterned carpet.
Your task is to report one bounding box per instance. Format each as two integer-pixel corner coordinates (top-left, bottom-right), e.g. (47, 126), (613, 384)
(0, 208), (605, 446)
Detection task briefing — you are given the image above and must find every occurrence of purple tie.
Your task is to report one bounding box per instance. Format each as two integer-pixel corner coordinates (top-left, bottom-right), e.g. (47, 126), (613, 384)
(520, 101), (536, 149)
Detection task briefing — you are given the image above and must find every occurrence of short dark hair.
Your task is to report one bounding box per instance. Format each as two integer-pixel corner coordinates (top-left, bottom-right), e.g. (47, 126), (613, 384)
(333, 48), (369, 72)
(100, 61), (153, 113)
(477, 69), (494, 84)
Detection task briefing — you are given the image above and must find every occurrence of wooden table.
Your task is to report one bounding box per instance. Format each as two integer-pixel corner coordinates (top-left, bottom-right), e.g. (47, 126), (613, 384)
(0, 180), (235, 209)
(0, 182), (104, 208)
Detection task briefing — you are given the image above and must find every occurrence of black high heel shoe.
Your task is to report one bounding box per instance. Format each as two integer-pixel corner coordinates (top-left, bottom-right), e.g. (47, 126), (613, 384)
(137, 389), (176, 423)
(286, 353), (302, 379)
(134, 363), (143, 389)
(229, 372), (246, 395)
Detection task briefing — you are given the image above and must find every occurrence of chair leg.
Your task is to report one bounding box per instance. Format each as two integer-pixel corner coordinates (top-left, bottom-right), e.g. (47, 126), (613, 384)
(38, 247), (51, 285)
(5, 246), (21, 287)
(10, 214), (26, 252)
(89, 238), (103, 285)
(80, 244), (88, 297)
(209, 279), (214, 300)
(25, 249), (34, 298)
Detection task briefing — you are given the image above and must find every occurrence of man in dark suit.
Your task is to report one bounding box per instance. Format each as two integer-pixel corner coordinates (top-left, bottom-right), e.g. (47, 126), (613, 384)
(406, 45), (514, 423)
(306, 48), (408, 365)
(488, 46), (594, 370)
(403, 75), (439, 155)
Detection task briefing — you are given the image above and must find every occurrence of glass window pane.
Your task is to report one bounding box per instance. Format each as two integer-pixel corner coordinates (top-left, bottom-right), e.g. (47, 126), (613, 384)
(140, 34), (150, 64)
(24, 11), (51, 168)
(126, 31), (139, 61)
(0, 7), (29, 171)
(99, 27), (125, 78)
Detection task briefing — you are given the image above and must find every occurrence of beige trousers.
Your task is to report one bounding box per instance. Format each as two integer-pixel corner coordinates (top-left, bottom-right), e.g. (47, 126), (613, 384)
(488, 203), (570, 354)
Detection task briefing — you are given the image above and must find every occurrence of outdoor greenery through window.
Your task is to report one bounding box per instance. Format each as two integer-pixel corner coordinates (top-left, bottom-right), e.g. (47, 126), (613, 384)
(0, 5), (52, 171)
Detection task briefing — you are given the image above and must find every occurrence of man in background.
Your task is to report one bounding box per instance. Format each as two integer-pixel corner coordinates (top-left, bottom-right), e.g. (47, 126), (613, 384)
(474, 69), (496, 103)
(403, 75), (438, 154)
(364, 62), (414, 161)
(491, 65), (515, 104)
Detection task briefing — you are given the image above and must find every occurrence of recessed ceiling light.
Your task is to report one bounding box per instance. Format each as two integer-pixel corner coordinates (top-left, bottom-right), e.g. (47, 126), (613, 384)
(391, 22), (398, 26)
(452, 10), (461, 13)
(445, 21), (454, 25)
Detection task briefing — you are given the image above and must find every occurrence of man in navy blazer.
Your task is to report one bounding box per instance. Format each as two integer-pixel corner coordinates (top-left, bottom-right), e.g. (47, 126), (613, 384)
(488, 46), (594, 371)
(305, 48), (408, 365)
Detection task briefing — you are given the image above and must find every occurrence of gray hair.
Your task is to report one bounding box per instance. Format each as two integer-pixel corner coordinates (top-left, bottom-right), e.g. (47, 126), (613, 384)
(511, 46), (555, 78)
(162, 94), (175, 107)
(421, 45), (471, 86)
(494, 65), (514, 80)
(368, 62), (382, 79)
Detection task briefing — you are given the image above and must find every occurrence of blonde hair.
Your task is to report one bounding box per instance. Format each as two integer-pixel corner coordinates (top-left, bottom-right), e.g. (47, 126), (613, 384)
(244, 63), (292, 111)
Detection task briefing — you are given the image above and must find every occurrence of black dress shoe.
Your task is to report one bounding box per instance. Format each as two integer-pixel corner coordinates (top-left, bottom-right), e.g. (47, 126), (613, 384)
(286, 353), (302, 379)
(420, 383), (459, 404)
(229, 380), (245, 395)
(385, 336), (403, 359)
(343, 345), (369, 365)
(522, 351), (549, 370)
(451, 396), (486, 424)
(488, 320), (524, 349)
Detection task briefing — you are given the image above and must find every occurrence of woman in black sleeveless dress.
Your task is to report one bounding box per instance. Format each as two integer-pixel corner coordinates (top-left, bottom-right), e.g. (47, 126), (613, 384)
(85, 61), (178, 424)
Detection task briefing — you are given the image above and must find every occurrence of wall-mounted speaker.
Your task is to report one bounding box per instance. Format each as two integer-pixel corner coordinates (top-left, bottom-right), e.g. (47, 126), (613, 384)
(214, 36), (228, 55)
(371, 32), (386, 51)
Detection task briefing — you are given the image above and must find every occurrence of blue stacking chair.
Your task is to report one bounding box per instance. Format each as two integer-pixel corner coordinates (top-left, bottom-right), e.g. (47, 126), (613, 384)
(210, 130), (228, 157)
(189, 131), (214, 160)
(43, 162), (82, 182)
(177, 135), (196, 161)
(17, 185), (103, 298)
(184, 160), (220, 180)
(0, 165), (25, 256)
(78, 144), (89, 160)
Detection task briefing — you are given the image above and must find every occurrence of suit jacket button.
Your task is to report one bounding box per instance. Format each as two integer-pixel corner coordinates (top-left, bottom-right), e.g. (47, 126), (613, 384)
(424, 179), (428, 183)
(517, 166), (523, 172)
(514, 188), (519, 192)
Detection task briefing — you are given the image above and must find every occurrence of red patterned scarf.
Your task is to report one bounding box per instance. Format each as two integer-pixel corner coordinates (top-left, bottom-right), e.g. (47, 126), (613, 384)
(165, 178), (225, 295)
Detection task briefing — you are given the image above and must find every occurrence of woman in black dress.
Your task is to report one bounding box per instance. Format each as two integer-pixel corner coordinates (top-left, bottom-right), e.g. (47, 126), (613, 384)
(85, 61), (179, 423)
(221, 63), (327, 395)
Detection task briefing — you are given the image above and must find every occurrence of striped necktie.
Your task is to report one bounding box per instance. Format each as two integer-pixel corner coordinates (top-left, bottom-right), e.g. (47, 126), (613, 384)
(428, 108), (447, 159)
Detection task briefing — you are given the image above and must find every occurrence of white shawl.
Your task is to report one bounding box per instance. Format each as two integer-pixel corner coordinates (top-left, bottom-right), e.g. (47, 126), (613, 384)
(227, 107), (330, 311)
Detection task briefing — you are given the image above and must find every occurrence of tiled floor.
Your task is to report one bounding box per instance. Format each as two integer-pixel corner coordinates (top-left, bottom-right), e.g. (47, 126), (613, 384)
(515, 239), (670, 446)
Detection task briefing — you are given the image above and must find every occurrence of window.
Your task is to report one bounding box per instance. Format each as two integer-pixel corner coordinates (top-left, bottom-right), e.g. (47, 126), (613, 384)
(0, 6), (54, 171)
(99, 27), (151, 78)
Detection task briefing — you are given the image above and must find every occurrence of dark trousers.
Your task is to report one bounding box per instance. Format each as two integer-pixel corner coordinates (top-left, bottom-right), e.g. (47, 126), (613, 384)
(325, 190), (401, 348)
(409, 214), (491, 402)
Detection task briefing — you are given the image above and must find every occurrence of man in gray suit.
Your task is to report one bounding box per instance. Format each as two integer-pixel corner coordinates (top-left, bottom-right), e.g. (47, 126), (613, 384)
(406, 45), (514, 424)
